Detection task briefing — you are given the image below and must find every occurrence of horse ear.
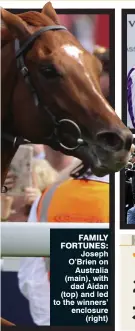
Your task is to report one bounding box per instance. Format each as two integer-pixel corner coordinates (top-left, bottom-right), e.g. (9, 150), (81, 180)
(1, 8), (30, 40)
(41, 2), (60, 24)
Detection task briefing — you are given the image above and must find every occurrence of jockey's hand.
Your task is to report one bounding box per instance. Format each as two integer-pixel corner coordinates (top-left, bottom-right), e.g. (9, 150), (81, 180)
(1, 195), (14, 221)
(24, 187), (41, 205)
(4, 171), (16, 191)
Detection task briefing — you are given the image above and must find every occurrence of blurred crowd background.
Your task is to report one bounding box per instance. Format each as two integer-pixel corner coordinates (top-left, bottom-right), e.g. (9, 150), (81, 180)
(59, 13), (109, 51)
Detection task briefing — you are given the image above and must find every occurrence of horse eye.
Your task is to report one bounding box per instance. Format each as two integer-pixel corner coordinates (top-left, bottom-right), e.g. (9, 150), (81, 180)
(39, 64), (62, 79)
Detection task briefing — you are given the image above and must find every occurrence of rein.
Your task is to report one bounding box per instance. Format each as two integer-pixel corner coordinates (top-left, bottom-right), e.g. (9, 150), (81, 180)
(2, 24), (89, 180)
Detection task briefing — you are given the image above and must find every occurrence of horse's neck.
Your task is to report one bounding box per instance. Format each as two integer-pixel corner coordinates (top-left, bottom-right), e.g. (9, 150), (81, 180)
(1, 41), (18, 185)
(1, 42), (18, 121)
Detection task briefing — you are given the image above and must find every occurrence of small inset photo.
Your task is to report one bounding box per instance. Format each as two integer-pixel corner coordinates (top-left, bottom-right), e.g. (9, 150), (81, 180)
(127, 13), (135, 130)
(125, 135), (135, 224)
(122, 9), (135, 132)
(120, 134), (135, 228)
(125, 135), (135, 225)
(121, 9), (135, 228)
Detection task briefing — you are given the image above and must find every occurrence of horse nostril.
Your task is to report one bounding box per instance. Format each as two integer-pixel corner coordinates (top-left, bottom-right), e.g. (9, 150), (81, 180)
(124, 134), (133, 151)
(96, 131), (124, 151)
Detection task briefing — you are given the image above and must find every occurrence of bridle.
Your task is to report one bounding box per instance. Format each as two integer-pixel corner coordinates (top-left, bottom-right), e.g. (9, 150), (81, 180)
(2, 24), (89, 179)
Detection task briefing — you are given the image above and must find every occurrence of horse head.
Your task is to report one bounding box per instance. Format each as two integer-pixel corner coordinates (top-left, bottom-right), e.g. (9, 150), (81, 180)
(1, 2), (133, 176)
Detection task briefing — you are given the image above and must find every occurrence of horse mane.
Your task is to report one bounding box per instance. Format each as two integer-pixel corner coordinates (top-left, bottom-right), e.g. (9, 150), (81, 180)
(1, 10), (55, 47)
(18, 11), (54, 27)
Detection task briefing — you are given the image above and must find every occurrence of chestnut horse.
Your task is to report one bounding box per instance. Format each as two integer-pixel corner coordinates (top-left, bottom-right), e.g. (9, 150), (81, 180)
(1, 1), (133, 188)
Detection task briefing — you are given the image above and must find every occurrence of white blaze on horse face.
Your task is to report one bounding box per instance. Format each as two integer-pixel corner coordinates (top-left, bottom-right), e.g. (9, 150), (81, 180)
(62, 45), (114, 116)
(62, 45), (114, 115)
(62, 45), (84, 65)
(85, 72), (114, 114)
